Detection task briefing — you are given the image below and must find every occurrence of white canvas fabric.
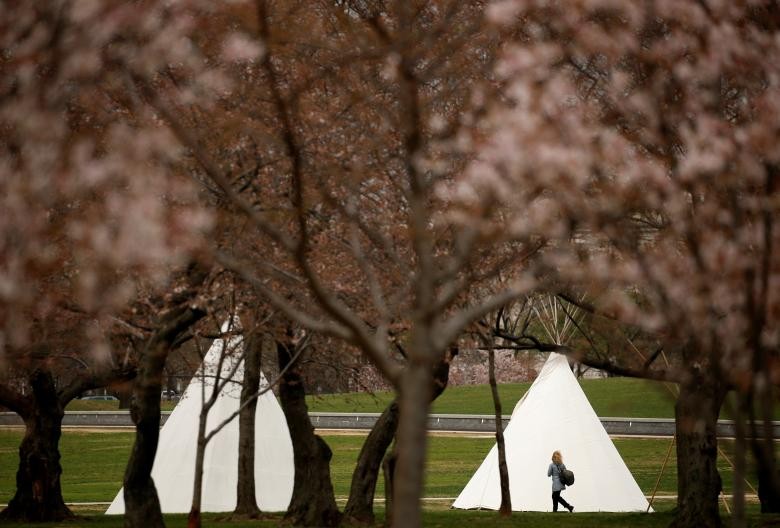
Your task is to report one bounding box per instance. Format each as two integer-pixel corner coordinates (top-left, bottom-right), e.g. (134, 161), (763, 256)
(106, 321), (294, 514)
(453, 352), (651, 512)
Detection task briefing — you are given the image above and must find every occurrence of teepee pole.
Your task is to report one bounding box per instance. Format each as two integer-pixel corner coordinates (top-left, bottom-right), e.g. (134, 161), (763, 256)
(532, 302), (555, 344)
(720, 491), (731, 513)
(647, 435), (675, 512)
(717, 445), (758, 495)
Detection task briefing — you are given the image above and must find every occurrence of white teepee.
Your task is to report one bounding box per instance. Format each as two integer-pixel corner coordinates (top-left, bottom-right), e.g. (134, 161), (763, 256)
(453, 352), (650, 512)
(106, 322), (294, 514)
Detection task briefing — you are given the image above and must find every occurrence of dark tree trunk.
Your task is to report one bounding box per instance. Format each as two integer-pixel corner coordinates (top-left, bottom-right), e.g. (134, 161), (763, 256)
(0, 370), (71, 522)
(165, 369), (177, 397)
(123, 301), (206, 528)
(343, 348), (457, 524)
(277, 341), (341, 527)
(732, 399), (747, 527)
(344, 400), (399, 524)
(392, 359), (434, 528)
(748, 380), (780, 513)
(751, 388), (780, 513)
(187, 407), (209, 528)
(124, 345), (171, 528)
(488, 346), (511, 516)
(234, 331), (262, 517)
(383, 450), (397, 527)
(116, 381), (134, 410)
(757, 464), (780, 513)
(670, 376), (726, 528)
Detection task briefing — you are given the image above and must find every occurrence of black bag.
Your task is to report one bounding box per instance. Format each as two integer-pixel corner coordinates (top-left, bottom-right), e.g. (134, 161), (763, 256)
(558, 464), (575, 486)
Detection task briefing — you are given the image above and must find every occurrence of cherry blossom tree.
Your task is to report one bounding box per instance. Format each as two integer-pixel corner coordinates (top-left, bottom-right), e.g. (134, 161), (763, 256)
(0, 0), (228, 523)
(0, 325), (136, 522)
(441, 2), (780, 526)
(144, 2), (544, 526)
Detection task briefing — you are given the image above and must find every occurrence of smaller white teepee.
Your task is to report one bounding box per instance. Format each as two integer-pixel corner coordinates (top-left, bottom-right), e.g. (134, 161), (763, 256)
(106, 320), (294, 514)
(453, 352), (650, 512)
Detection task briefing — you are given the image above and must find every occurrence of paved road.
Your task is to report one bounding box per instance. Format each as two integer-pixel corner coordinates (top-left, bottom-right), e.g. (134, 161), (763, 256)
(2, 411), (778, 437)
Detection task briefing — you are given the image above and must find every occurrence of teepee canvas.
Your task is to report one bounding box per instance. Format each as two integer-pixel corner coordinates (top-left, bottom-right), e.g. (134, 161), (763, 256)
(106, 322), (294, 514)
(453, 352), (650, 512)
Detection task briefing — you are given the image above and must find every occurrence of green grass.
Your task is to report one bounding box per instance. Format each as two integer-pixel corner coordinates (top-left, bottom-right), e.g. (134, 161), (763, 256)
(307, 380), (780, 420)
(65, 378), (676, 417)
(6, 510), (780, 528)
(3, 429), (779, 527)
(0, 430), (767, 507)
(304, 378), (678, 417)
(2, 507), (779, 528)
(0, 430), (135, 503)
(66, 379), (780, 422)
(66, 379), (780, 421)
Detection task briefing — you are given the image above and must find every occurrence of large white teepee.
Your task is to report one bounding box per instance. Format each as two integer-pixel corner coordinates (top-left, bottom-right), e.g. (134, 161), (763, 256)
(106, 322), (294, 514)
(453, 352), (650, 512)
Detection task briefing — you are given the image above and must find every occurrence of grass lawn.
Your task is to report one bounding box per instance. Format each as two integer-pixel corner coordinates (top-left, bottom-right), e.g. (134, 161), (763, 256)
(0, 510), (766, 528)
(3, 428), (778, 527)
(307, 380), (779, 420)
(66, 378), (779, 421)
(66, 377), (678, 417)
(2, 507), (779, 528)
(20, 378), (777, 526)
(0, 430), (765, 510)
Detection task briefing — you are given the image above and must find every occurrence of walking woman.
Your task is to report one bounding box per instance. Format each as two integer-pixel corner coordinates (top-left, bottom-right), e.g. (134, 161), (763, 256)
(547, 450), (574, 512)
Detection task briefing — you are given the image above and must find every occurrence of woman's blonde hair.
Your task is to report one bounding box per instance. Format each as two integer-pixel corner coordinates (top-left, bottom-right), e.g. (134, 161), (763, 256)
(551, 451), (562, 464)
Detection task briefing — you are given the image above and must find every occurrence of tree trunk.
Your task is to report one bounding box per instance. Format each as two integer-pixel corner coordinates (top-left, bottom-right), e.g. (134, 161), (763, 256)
(344, 400), (399, 524)
(116, 381), (133, 410)
(344, 400), (399, 525)
(391, 360), (434, 528)
(749, 382), (780, 513)
(344, 348), (457, 525)
(234, 332), (262, 517)
(751, 389), (780, 513)
(732, 399), (747, 528)
(277, 341), (341, 527)
(187, 410), (209, 528)
(488, 346), (511, 516)
(383, 450), (397, 527)
(756, 462), (780, 513)
(0, 370), (71, 522)
(123, 302), (206, 528)
(670, 376), (726, 528)
(123, 346), (168, 528)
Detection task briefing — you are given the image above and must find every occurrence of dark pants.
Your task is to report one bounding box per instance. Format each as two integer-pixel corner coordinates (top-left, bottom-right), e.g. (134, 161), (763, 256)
(552, 490), (571, 512)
